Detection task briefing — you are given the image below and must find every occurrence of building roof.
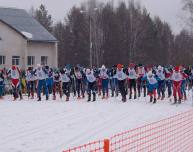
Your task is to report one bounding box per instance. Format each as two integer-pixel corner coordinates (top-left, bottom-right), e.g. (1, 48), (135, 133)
(0, 7), (57, 42)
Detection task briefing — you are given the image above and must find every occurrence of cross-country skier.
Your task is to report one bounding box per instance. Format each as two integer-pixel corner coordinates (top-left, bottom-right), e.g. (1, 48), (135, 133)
(86, 68), (97, 102)
(116, 64), (127, 102)
(142, 71), (158, 103)
(127, 63), (137, 99)
(61, 68), (71, 101)
(0, 69), (4, 99)
(52, 69), (62, 100)
(8, 65), (22, 101)
(74, 66), (85, 99)
(156, 66), (166, 100)
(35, 64), (49, 101)
(99, 65), (109, 99)
(171, 66), (183, 104)
(26, 67), (36, 99)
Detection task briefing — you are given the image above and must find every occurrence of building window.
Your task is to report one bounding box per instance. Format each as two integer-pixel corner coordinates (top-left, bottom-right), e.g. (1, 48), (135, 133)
(12, 56), (20, 65)
(0, 56), (5, 65)
(27, 56), (35, 66)
(41, 56), (48, 65)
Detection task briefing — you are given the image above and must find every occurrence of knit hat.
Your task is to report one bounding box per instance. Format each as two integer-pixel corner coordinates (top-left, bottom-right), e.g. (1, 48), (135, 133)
(174, 66), (180, 72)
(117, 64), (123, 70)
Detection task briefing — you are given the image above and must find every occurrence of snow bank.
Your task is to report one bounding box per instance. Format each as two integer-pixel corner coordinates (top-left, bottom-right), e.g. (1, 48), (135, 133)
(21, 31), (33, 39)
(0, 95), (192, 152)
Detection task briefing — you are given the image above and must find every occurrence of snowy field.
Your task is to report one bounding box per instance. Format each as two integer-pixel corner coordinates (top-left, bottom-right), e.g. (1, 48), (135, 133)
(0, 94), (192, 152)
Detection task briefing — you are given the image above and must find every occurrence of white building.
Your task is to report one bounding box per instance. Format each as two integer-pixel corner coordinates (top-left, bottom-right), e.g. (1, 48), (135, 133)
(0, 7), (58, 69)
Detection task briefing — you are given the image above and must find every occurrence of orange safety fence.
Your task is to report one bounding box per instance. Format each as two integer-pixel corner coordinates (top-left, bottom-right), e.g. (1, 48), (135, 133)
(63, 109), (193, 152)
(63, 140), (108, 152)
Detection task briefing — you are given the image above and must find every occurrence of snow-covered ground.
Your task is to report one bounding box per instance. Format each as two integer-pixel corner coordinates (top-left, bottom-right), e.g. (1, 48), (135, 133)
(0, 94), (192, 152)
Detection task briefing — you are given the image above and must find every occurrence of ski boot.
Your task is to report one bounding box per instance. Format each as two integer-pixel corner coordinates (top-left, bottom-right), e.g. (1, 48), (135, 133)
(153, 98), (157, 104)
(93, 94), (96, 102)
(37, 97), (41, 101)
(150, 96), (153, 102)
(46, 96), (49, 101)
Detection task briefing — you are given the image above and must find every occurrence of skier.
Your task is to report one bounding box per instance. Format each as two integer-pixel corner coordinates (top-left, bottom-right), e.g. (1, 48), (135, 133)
(136, 64), (146, 97)
(0, 69), (4, 99)
(46, 67), (54, 95)
(99, 65), (109, 99)
(180, 66), (188, 101)
(86, 68), (97, 102)
(26, 67), (36, 99)
(35, 64), (49, 101)
(142, 71), (158, 103)
(165, 67), (172, 98)
(74, 66), (85, 99)
(171, 66), (183, 104)
(52, 69), (62, 100)
(61, 68), (71, 101)
(127, 63), (137, 99)
(156, 66), (166, 100)
(8, 65), (22, 101)
(116, 64), (127, 102)
(109, 65), (119, 97)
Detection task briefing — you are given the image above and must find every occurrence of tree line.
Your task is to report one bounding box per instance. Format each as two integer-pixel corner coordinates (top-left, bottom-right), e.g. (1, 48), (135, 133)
(30, 0), (193, 67)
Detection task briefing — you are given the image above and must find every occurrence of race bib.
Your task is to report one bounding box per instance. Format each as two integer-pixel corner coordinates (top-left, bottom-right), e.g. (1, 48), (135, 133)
(130, 71), (134, 77)
(12, 71), (16, 77)
(148, 77), (157, 84)
(118, 73), (123, 79)
(38, 72), (42, 78)
(174, 74), (180, 80)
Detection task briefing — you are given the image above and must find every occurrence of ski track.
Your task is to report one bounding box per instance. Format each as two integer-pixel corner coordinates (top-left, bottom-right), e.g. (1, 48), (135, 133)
(0, 94), (192, 152)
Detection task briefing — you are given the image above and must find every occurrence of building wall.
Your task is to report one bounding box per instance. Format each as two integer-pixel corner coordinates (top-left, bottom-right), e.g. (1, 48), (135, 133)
(0, 21), (58, 69)
(0, 21), (27, 68)
(27, 41), (58, 68)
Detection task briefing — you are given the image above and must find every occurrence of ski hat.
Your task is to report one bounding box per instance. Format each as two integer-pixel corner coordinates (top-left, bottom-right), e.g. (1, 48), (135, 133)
(158, 65), (163, 71)
(12, 65), (16, 70)
(174, 66), (180, 72)
(117, 64), (123, 70)
(101, 65), (106, 69)
(129, 63), (135, 68)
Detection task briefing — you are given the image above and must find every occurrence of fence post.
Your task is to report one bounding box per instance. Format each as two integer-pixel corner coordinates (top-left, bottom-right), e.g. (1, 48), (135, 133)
(104, 139), (110, 152)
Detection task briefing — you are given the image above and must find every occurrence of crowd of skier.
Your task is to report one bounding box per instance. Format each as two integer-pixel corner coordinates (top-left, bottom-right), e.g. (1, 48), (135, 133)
(0, 63), (192, 105)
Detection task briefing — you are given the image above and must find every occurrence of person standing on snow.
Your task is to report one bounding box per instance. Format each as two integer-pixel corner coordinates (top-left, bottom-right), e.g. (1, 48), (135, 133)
(52, 69), (62, 100)
(0, 69), (4, 99)
(35, 64), (49, 101)
(180, 66), (188, 101)
(165, 67), (172, 98)
(74, 66), (85, 99)
(136, 64), (146, 98)
(156, 66), (166, 100)
(171, 66), (183, 104)
(46, 67), (54, 95)
(86, 68), (97, 102)
(116, 64), (127, 102)
(99, 65), (109, 99)
(127, 63), (137, 99)
(61, 68), (71, 101)
(142, 71), (158, 103)
(8, 65), (22, 101)
(109, 65), (119, 97)
(26, 67), (36, 99)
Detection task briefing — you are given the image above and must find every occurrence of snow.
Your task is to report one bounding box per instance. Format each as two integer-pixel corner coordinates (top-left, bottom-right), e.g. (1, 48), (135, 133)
(0, 94), (192, 152)
(21, 31), (33, 39)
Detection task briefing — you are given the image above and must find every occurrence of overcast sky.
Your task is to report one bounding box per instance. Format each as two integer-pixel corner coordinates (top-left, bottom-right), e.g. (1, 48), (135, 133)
(0, 0), (184, 34)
